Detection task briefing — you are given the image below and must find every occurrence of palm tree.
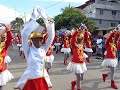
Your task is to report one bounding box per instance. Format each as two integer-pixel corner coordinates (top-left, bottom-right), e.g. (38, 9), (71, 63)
(11, 17), (24, 30)
(54, 5), (97, 31)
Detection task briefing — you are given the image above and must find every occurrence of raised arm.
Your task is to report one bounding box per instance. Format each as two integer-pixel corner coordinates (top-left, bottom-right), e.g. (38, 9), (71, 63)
(37, 8), (55, 53)
(5, 26), (12, 49)
(43, 22), (55, 53)
(21, 20), (39, 57)
(71, 31), (78, 47)
(37, 7), (48, 24)
(84, 31), (91, 47)
(105, 32), (115, 46)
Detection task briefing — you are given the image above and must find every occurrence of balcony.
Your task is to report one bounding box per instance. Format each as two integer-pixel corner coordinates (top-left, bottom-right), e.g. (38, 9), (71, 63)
(96, 0), (120, 6)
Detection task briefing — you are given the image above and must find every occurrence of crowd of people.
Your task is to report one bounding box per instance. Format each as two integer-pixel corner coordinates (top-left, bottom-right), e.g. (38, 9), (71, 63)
(0, 6), (120, 90)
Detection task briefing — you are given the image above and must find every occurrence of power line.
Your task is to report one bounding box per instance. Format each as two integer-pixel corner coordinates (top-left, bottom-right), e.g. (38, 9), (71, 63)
(0, 0), (65, 20)
(0, 13), (29, 19)
(45, 0), (64, 9)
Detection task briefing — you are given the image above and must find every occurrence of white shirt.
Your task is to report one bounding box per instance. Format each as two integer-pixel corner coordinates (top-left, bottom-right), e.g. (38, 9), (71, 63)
(96, 38), (102, 49)
(16, 15), (55, 89)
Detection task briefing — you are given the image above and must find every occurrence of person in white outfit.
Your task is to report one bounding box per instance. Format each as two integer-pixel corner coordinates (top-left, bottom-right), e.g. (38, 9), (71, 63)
(14, 7), (55, 90)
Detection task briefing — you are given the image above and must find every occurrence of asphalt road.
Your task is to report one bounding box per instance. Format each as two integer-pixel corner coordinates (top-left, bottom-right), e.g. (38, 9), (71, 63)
(3, 46), (120, 90)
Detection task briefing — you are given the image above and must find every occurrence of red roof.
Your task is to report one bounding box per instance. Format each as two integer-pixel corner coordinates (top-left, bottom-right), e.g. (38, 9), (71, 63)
(76, 0), (95, 9)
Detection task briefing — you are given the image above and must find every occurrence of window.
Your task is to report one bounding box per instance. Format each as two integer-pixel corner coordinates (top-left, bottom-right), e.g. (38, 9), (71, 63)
(109, 0), (118, 3)
(112, 11), (116, 15)
(100, 9), (103, 15)
(99, 20), (102, 24)
(103, 30), (107, 35)
(111, 23), (116, 27)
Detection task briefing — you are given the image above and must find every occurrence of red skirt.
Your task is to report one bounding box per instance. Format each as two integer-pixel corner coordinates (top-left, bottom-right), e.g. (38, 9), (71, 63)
(23, 77), (49, 90)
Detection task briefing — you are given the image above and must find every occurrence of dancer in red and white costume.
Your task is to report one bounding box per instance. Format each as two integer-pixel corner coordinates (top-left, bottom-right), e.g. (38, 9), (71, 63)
(0, 23), (13, 90)
(67, 27), (87, 90)
(17, 33), (22, 53)
(41, 29), (54, 74)
(61, 31), (71, 65)
(46, 42), (54, 73)
(54, 34), (61, 54)
(84, 30), (93, 63)
(101, 29), (120, 89)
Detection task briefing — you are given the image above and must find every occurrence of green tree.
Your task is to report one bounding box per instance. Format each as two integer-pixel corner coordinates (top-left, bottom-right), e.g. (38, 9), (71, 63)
(36, 18), (45, 27)
(54, 5), (96, 31)
(11, 17), (24, 30)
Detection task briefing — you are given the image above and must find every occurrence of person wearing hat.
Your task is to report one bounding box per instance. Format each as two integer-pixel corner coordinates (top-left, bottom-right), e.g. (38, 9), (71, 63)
(14, 7), (55, 90)
(78, 24), (92, 63)
(61, 32), (71, 65)
(54, 33), (61, 54)
(84, 29), (93, 63)
(45, 42), (54, 74)
(41, 28), (55, 74)
(16, 33), (25, 59)
(0, 24), (13, 90)
(67, 27), (87, 90)
(101, 29), (120, 89)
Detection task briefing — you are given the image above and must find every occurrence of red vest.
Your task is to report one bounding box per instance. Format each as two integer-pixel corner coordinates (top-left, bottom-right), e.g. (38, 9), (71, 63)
(71, 44), (84, 64)
(63, 40), (70, 48)
(0, 31), (12, 72)
(46, 41), (54, 56)
(105, 43), (116, 59)
(71, 31), (84, 64)
(0, 49), (7, 72)
(42, 34), (48, 45)
(55, 36), (60, 43)
(105, 32), (119, 59)
(84, 31), (91, 48)
(46, 46), (53, 56)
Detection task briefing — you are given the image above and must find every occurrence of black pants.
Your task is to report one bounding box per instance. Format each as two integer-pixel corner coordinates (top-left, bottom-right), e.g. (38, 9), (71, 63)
(102, 48), (106, 59)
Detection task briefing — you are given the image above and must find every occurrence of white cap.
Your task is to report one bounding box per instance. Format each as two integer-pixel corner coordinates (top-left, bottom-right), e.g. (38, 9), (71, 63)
(117, 24), (120, 32)
(79, 23), (87, 30)
(65, 30), (71, 34)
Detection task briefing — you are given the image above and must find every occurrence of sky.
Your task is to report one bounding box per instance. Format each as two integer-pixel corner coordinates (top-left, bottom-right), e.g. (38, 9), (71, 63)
(0, 0), (88, 24)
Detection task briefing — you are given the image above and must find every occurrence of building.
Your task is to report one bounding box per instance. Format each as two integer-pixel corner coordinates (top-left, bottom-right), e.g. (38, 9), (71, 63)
(76, 0), (120, 35)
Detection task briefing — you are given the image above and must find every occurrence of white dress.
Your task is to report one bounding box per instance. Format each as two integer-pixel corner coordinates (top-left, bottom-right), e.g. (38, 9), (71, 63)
(0, 55), (13, 86)
(84, 47), (93, 52)
(61, 47), (71, 54)
(46, 55), (54, 63)
(4, 55), (12, 63)
(67, 62), (87, 74)
(101, 58), (118, 67)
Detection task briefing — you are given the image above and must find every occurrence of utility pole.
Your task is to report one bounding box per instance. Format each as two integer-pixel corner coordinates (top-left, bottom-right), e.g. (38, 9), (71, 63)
(24, 12), (26, 24)
(15, 8), (16, 18)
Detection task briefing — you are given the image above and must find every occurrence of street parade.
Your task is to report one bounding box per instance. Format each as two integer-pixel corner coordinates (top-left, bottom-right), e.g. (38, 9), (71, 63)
(0, 0), (120, 90)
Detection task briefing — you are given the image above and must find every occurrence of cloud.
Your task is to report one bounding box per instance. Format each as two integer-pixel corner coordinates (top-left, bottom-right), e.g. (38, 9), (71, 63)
(53, 0), (88, 3)
(0, 4), (32, 24)
(33, 0), (88, 4)
(0, 4), (21, 24)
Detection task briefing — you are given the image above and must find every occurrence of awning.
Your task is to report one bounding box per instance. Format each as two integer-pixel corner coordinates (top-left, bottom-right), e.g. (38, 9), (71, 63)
(96, 27), (115, 31)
